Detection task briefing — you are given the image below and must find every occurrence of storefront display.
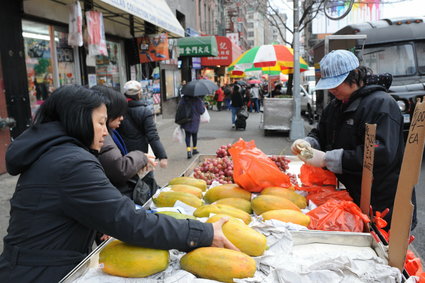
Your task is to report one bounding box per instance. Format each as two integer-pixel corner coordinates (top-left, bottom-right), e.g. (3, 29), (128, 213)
(95, 40), (124, 89)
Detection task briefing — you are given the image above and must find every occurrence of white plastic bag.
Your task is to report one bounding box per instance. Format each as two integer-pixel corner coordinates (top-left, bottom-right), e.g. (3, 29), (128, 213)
(200, 108), (210, 123)
(172, 126), (184, 144)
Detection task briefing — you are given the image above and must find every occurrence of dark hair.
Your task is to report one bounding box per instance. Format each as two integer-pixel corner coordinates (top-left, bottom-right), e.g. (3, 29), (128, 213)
(91, 85), (127, 123)
(33, 85), (107, 148)
(343, 66), (372, 86)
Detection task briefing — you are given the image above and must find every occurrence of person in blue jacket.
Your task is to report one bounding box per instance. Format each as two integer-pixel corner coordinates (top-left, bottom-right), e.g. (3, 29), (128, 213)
(291, 50), (416, 230)
(0, 85), (237, 282)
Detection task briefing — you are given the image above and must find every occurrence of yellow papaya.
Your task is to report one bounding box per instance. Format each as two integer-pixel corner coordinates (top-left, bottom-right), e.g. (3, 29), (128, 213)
(193, 204), (252, 224)
(156, 211), (197, 220)
(206, 215), (267, 256)
(251, 194), (301, 215)
(180, 247), (256, 283)
(99, 240), (169, 278)
(153, 191), (203, 208)
(213, 197), (252, 214)
(261, 209), (311, 227)
(204, 184), (251, 203)
(169, 184), (203, 199)
(261, 187), (307, 209)
(168, 176), (207, 191)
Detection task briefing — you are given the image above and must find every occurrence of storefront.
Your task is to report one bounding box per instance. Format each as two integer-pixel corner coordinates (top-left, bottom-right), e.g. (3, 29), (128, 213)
(0, 0), (185, 172)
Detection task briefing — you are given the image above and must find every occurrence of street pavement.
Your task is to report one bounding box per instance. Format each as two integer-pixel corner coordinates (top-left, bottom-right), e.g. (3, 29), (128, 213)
(0, 108), (424, 265)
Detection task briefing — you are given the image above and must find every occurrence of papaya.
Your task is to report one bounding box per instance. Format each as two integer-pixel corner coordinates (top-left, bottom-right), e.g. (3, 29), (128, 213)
(169, 184), (203, 199)
(153, 191), (203, 208)
(251, 194), (301, 215)
(261, 209), (311, 227)
(168, 176), (207, 191)
(206, 215), (267, 256)
(156, 211), (197, 220)
(180, 247), (256, 283)
(193, 204), (252, 224)
(99, 240), (169, 278)
(213, 197), (252, 214)
(204, 184), (251, 203)
(261, 187), (307, 209)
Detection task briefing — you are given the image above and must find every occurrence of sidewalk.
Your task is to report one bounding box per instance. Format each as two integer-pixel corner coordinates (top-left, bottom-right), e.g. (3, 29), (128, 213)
(0, 109), (311, 252)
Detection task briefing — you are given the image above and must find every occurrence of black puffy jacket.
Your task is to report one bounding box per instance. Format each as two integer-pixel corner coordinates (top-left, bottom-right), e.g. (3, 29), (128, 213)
(0, 122), (212, 282)
(118, 100), (167, 159)
(308, 85), (407, 222)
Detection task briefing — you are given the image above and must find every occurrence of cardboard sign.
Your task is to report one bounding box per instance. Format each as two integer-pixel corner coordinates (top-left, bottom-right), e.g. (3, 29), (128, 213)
(360, 124), (376, 217)
(388, 98), (425, 271)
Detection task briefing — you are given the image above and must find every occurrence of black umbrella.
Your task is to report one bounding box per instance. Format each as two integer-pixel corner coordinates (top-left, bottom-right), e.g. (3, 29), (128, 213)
(182, 79), (219, 97)
(235, 80), (247, 86)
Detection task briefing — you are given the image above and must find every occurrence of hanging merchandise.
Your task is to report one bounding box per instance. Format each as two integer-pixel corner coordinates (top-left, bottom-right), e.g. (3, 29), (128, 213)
(137, 33), (169, 63)
(85, 10), (108, 56)
(68, 1), (83, 47)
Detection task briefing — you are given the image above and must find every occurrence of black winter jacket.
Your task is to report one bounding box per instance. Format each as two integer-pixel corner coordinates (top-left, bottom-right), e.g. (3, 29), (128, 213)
(308, 85), (405, 217)
(118, 100), (167, 159)
(0, 122), (212, 282)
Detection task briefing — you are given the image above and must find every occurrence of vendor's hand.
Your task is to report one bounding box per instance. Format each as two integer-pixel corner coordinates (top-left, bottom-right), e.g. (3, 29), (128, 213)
(299, 148), (326, 168)
(145, 154), (158, 170)
(291, 139), (311, 155)
(210, 217), (240, 251)
(159, 159), (168, 168)
(100, 234), (111, 241)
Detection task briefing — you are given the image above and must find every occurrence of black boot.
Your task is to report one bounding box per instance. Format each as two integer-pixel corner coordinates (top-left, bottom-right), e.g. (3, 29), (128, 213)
(187, 151), (192, 159)
(192, 149), (199, 155)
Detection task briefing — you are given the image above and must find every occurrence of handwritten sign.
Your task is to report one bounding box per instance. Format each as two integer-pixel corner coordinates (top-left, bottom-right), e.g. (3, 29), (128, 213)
(389, 97), (425, 271)
(360, 123), (376, 216)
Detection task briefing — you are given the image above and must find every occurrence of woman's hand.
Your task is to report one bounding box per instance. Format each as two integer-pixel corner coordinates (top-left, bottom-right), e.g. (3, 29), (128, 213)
(210, 217), (239, 251)
(100, 234), (111, 241)
(145, 154), (158, 170)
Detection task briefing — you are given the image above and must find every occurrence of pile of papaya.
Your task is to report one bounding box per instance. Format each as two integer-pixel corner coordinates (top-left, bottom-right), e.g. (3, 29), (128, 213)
(99, 175), (314, 282)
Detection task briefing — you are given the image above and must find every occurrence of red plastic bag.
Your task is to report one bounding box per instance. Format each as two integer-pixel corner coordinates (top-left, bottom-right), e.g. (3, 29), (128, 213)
(405, 249), (425, 282)
(305, 187), (353, 206)
(228, 139), (291, 192)
(307, 200), (370, 232)
(299, 164), (337, 186)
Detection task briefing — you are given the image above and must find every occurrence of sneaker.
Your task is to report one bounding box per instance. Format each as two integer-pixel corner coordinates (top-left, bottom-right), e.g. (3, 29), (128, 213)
(192, 149), (199, 155)
(232, 124), (235, 129)
(187, 151), (192, 159)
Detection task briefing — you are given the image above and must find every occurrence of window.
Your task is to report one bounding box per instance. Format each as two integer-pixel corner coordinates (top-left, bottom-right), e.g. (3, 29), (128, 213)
(247, 22), (254, 28)
(363, 44), (416, 76)
(95, 40), (124, 89)
(415, 41), (425, 74)
(248, 31), (254, 37)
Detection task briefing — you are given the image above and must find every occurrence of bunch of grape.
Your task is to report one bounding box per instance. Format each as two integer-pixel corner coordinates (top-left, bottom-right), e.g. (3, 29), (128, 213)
(192, 156), (234, 185)
(216, 144), (232, 158)
(269, 155), (290, 172)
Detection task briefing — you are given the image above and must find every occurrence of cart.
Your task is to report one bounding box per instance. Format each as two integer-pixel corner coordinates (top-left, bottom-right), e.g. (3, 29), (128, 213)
(261, 97), (293, 135)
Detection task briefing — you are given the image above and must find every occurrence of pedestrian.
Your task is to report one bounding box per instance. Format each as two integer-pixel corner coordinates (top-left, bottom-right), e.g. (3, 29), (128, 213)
(118, 80), (167, 195)
(177, 95), (206, 159)
(93, 85), (156, 206)
(214, 86), (225, 111)
(230, 84), (244, 128)
(223, 84), (232, 110)
(249, 84), (260, 113)
(0, 85), (236, 282)
(290, 49), (416, 230)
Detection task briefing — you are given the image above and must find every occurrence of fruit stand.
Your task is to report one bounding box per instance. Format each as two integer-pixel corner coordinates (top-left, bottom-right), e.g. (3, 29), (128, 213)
(60, 148), (409, 282)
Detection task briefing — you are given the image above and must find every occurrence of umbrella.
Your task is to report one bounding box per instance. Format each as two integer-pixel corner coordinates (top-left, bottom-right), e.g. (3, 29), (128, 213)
(182, 79), (218, 97)
(229, 44), (309, 73)
(247, 79), (262, 85)
(235, 80), (247, 86)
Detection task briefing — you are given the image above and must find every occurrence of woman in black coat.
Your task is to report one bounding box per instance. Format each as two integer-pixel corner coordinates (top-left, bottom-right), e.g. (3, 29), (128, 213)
(0, 85), (236, 282)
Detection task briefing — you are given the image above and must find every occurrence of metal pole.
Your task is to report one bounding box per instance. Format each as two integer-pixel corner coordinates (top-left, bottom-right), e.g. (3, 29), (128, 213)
(290, 0), (305, 140)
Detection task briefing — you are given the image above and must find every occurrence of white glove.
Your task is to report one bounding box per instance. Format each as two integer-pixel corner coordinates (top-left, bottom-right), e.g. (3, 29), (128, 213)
(299, 148), (326, 168)
(291, 139), (311, 155)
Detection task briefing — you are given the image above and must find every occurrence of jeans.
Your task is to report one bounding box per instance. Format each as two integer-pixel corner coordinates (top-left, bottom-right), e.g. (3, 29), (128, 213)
(250, 98), (259, 112)
(231, 106), (241, 124)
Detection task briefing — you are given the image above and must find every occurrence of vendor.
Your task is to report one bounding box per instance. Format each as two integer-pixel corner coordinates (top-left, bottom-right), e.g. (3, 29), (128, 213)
(0, 85), (237, 282)
(291, 49), (416, 229)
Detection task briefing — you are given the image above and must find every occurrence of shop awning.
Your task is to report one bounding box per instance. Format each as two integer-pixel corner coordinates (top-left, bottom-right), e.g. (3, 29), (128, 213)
(99, 0), (185, 37)
(201, 36), (243, 66)
(177, 36), (218, 57)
